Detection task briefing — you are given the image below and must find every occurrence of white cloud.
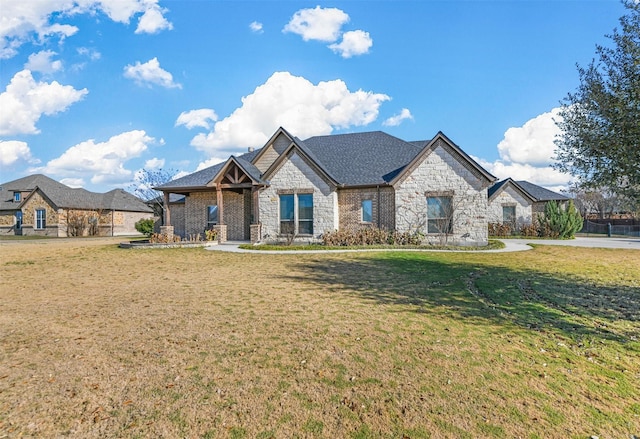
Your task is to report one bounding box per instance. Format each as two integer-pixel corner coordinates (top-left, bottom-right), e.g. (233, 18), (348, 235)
(250, 21), (263, 33)
(0, 140), (37, 166)
(176, 109), (218, 130)
(195, 156), (227, 172)
(283, 6), (349, 42)
(60, 177), (84, 188)
(383, 108), (413, 127)
(0, 0), (172, 59)
(497, 108), (561, 166)
(0, 69), (88, 136)
(25, 50), (63, 74)
(123, 57), (181, 89)
(35, 130), (155, 185)
(478, 108), (572, 190)
(329, 30), (373, 58)
(135, 4), (173, 34)
(188, 71), (390, 154)
(144, 157), (165, 169)
(77, 47), (101, 61)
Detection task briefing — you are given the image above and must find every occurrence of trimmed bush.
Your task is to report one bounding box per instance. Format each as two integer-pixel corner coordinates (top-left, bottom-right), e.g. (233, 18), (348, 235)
(135, 218), (155, 237)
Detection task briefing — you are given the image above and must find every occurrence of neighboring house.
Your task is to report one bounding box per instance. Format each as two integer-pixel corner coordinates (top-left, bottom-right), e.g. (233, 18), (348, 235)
(487, 178), (569, 227)
(0, 174), (154, 237)
(156, 127), (497, 246)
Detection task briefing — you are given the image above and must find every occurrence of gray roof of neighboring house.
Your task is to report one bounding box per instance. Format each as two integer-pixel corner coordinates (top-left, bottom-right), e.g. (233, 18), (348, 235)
(515, 180), (569, 202)
(0, 174), (153, 212)
(488, 178), (569, 202)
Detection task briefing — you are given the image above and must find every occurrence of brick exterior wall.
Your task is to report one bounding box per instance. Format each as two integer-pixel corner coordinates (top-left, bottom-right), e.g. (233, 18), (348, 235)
(395, 142), (490, 246)
(337, 187), (395, 231)
(223, 190), (252, 241)
(180, 190), (252, 240)
(168, 203), (185, 237)
(184, 191), (217, 237)
(259, 151), (338, 242)
(487, 186), (532, 227)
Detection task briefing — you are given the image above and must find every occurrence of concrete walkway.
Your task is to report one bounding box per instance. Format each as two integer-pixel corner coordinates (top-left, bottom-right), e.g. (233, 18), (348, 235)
(206, 237), (639, 254)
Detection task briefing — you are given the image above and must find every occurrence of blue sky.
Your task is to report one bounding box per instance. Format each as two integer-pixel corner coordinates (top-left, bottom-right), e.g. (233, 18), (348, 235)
(0, 0), (626, 193)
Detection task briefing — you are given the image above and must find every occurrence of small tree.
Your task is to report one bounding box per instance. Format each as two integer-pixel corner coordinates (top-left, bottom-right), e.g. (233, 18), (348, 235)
(135, 218), (155, 237)
(129, 168), (178, 222)
(538, 200), (583, 239)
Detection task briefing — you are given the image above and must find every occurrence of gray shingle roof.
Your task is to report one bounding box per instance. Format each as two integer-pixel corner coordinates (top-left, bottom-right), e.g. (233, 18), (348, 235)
(157, 149), (261, 191)
(515, 181), (569, 202)
(301, 131), (422, 185)
(157, 129), (493, 190)
(0, 174), (152, 212)
(489, 178), (568, 202)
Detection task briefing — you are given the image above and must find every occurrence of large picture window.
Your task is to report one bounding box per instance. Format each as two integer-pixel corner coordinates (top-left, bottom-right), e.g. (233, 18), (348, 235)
(426, 196), (452, 234)
(207, 205), (219, 227)
(361, 199), (372, 223)
(35, 209), (46, 229)
(279, 193), (313, 235)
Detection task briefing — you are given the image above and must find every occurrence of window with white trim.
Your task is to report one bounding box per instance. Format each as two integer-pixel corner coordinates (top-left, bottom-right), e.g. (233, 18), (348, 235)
(35, 209), (46, 229)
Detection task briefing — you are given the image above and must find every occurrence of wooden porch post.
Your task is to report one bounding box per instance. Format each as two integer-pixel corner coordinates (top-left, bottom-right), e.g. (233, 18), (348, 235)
(216, 184), (224, 225)
(163, 192), (171, 225)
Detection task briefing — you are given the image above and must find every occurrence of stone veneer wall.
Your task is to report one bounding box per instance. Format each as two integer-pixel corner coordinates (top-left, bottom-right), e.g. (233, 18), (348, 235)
(487, 186), (532, 227)
(0, 211), (16, 234)
(259, 152), (337, 242)
(395, 143), (490, 246)
(20, 190), (58, 236)
(337, 187), (395, 231)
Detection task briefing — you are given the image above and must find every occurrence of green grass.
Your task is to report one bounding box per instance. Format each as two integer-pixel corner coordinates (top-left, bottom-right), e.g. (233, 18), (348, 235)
(0, 242), (638, 437)
(239, 239), (505, 251)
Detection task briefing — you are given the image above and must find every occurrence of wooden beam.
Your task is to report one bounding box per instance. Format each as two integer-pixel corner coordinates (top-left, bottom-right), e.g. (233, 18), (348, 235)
(216, 185), (224, 225)
(163, 192), (171, 225)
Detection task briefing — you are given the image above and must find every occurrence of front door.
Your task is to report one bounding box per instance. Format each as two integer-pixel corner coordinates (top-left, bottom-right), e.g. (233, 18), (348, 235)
(14, 211), (22, 235)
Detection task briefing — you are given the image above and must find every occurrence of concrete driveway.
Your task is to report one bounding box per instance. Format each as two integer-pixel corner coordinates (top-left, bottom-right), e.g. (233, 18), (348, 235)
(503, 236), (640, 250)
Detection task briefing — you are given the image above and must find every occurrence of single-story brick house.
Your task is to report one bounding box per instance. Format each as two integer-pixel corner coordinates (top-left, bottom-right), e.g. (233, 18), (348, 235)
(156, 127), (498, 246)
(487, 178), (569, 227)
(0, 174), (154, 237)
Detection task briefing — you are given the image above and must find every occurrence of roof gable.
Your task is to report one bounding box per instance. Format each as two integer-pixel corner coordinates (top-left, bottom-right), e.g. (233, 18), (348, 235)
(488, 178), (536, 203)
(390, 132), (496, 187)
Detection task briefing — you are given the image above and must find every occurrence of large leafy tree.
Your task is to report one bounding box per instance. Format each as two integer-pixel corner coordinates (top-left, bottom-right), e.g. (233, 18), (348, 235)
(554, 0), (640, 200)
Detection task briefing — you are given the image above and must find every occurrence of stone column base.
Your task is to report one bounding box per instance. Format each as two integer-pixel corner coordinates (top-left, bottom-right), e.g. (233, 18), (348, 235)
(160, 225), (174, 241)
(250, 223), (262, 244)
(213, 224), (227, 243)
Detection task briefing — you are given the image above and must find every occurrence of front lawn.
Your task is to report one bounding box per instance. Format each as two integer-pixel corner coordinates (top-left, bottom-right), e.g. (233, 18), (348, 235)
(0, 241), (638, 437)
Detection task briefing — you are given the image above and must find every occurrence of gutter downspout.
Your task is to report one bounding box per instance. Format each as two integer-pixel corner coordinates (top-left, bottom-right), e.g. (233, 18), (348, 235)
(377, 185), (381, 229)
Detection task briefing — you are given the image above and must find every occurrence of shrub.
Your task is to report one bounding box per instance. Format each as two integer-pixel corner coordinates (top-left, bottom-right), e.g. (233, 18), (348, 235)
(538, 200), (583, 239)
(205, 228), (218, 241)
(321, 227), (423, 246)
(488, 222), (513, 237)
(135, 218), (155, 236)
